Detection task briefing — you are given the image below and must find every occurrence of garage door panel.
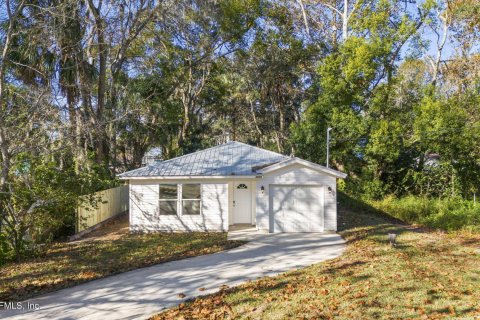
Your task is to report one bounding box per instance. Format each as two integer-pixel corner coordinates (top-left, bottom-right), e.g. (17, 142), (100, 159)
(270, 185), (324, 232)
(306, 187), (323, 232)
(271, 188), (285, 232)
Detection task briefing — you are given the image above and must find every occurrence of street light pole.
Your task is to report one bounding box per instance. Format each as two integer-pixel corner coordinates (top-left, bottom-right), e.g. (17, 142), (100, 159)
(327, 127), (332, 168)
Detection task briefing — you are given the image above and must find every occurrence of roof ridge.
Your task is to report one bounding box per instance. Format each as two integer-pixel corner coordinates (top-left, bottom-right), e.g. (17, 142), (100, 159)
(231, 141), (288, 159)
(118, 142), (235, 176)
(151, 141), (236, 166)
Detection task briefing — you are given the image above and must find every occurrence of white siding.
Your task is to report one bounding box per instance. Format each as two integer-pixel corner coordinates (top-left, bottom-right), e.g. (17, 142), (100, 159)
(256, 164), (338, 232)
(129, 180), (228, 232)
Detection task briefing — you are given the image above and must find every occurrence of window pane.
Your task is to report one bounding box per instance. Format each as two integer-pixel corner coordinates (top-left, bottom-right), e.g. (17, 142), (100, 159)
(183, 200), (201, 215)
(182, 184), (201, 199)
(159, 201), (177, 215)
(159, 184), (177, 199)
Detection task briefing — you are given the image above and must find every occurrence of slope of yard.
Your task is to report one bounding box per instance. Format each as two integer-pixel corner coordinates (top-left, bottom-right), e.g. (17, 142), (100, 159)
(153, 199), (480, 319)
(0, 215), (243, 302)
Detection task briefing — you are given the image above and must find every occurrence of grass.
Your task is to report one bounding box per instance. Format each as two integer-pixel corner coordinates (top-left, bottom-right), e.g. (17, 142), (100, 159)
(367, 195), (480, 231)
(0, 216), (243, 302)
(152, 196), (480, 319)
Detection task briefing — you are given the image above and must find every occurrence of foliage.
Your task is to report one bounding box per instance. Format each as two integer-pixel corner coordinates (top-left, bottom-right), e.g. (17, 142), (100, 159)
(367, 195), (480, 231)
(403, 162), (459, 197)
(0, 233), (11, 265)
(292, 0), (480, 200)
(0, 155), (114, 262)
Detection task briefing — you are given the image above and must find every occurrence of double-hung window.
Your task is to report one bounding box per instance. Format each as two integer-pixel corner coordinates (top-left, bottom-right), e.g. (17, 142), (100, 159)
(159, 184), (201, 215)
(182, 184), (201, 215)
(159, 184), (178, 215)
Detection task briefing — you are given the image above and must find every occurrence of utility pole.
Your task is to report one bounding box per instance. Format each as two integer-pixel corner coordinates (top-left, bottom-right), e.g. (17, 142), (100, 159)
(327, 127), (332, 168)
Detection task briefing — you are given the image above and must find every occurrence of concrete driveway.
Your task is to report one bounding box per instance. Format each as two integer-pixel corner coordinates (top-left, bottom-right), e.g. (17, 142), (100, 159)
(1, 231), (345, 320)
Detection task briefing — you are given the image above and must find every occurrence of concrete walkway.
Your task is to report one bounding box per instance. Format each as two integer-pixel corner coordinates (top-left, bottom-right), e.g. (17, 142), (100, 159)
(1, 232), (345, 320)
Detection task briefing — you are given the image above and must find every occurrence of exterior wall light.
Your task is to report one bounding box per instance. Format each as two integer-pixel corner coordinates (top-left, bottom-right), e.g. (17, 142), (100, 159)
(260, 186), (265, 194)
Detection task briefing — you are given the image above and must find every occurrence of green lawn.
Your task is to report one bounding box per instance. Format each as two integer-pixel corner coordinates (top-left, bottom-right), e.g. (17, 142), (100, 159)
(153, 201), (480, 319)
(0, 228), (243, 302)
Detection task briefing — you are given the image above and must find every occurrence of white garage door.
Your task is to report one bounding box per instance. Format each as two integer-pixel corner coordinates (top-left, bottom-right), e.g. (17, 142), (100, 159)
(270, 185), (324, 232)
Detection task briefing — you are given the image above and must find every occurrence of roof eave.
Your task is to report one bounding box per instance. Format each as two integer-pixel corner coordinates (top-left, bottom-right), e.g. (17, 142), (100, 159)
(257, 158), (347, 179)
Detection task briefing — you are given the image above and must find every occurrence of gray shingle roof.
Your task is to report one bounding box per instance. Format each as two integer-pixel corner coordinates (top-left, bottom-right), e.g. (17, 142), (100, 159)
(118, 141), (289, 178)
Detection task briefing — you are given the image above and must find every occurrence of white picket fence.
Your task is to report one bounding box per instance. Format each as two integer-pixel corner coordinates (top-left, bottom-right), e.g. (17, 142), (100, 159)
(76, 185), (129, 233)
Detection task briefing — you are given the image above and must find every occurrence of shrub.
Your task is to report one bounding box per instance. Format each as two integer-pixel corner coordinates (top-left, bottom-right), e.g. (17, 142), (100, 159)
(367, 196), (480, 231)
(0, 233), (12, 265)
(362, 180), (387, 200)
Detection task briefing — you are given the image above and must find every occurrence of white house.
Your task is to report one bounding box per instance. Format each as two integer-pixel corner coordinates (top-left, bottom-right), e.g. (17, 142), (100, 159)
(118, 141), (347, 233)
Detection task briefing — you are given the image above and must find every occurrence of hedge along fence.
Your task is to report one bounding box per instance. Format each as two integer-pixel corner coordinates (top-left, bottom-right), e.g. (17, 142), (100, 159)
(76, 185), (129, 233)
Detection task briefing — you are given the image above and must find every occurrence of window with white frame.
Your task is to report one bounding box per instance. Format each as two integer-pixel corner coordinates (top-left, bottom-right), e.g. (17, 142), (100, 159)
(182, 184), (201, 215)
(159, 184), (178, 215)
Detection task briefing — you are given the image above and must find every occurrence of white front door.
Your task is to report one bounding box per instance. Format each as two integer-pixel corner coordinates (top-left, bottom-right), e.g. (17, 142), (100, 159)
(233, 182), (252, 224)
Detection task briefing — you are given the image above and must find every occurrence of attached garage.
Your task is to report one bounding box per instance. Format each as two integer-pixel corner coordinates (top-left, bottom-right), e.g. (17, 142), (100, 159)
(270, 185), (324, 232)
(256, 157), (347, 233)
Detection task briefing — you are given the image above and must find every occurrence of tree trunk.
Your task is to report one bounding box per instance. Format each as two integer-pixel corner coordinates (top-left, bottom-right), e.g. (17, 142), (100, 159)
(177, 98), (190, 148)
(87, 0), (107, 165)
(297, 0), (311, 39)
(431, 8), (449, 87)
(0, 0), (25, 234)
(0, 129), (10, 189)
(250, 100), (263, 137)
(343, 0), (349, 41)
(0, 0), (21, 189)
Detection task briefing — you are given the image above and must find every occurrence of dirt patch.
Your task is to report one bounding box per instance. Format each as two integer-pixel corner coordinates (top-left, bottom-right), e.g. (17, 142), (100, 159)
(72, 212), (129, 242)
